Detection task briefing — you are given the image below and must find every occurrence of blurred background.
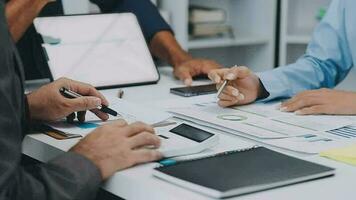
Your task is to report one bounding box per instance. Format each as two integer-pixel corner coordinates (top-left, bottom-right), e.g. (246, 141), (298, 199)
(61, 0), (356, 90)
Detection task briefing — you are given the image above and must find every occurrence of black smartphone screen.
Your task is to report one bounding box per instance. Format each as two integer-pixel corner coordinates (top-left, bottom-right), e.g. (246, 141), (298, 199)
(170, 124), (214, 143)
(170, 84), (217, 97)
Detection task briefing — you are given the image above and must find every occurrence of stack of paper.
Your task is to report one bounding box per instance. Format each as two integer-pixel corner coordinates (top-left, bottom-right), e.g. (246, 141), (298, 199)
(164, 97), (356, 154)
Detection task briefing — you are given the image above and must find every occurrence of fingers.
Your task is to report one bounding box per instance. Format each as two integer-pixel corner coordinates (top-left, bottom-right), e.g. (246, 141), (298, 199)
(66, 113), (76, 123)
(280, 95), (322, 112)
(217, 85), (245, 107)
(90, 108), (109, 121)
(122, 122), (154, 137)
(223, 66), (251, 81)
(219, 85), (240, 98)
(209, 66), (250, 85)
(208, 69), (229, 83)
(77, 111), (86, 123)
(114, 119), (128, 127)
(128, 132), (161, 149)
(131, 149), (162, 164)
(174, 67), (193, 86)
(67, 96), (102, 111)
(295, 105), (329, 115)
(218, 95), (245, 107)
(63, 78), (109, 106)
(218, 100), (238, 107)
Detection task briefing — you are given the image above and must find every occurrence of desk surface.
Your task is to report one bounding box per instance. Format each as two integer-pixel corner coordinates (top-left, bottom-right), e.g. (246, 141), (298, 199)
(23, 67), (356, 200)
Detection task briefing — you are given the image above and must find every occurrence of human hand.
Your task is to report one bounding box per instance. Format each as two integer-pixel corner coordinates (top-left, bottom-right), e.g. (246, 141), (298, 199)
(27, 78), (109, 122)
(208, 66), (266, 107)
(71, 120), (162, 180)
(174, 58), (222, 86)
(280, 88), (356, 115)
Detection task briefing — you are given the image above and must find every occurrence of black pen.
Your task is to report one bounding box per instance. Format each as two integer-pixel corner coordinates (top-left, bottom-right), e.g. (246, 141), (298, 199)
(59, 87), (118, 117)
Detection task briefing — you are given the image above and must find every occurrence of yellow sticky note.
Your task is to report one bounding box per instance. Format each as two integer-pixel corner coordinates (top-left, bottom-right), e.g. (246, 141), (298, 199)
(320, 144), (356, 166)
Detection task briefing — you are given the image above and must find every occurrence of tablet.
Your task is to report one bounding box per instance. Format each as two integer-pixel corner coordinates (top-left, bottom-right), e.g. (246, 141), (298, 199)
(34, 13), (159, 89)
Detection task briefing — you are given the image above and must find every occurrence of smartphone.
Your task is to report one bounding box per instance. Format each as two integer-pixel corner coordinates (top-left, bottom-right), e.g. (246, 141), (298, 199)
(170, 84), (217, 97)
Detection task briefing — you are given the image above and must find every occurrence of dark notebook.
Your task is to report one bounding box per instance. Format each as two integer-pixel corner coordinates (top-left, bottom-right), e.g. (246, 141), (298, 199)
(153, 147), (335, 198)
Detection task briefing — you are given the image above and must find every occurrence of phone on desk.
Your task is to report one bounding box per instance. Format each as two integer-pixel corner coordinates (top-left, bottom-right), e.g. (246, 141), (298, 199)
(170, 84), (217, 97)
(157, 123), (219, 158)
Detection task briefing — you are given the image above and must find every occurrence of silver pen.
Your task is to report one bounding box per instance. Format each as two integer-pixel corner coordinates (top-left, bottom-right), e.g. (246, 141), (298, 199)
(216, 80), (229, 98)
(59, 87), (118, 117)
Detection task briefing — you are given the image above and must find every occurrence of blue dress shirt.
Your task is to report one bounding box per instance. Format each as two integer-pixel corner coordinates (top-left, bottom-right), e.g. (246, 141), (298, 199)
(258, 0), (354, 101)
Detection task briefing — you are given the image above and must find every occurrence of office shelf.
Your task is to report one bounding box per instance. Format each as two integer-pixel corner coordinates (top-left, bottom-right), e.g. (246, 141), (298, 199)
(188, 35), (270, 49)
(159, 0), (277, 71)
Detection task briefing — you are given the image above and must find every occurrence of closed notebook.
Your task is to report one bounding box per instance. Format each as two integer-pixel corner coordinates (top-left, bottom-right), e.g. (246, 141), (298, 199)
(153, 147), (335, 198)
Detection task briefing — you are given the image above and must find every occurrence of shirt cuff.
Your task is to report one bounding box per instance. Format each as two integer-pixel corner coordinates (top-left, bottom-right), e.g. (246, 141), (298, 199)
(256, 70), (291, 102)
(49, 152), (102, 199)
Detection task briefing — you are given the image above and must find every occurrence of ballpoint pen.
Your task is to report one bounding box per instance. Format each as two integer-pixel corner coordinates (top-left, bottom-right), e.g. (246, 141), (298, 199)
(216, 80), (229, 98)
(216, 65), (238, 98)
(59, 87), (118, 117)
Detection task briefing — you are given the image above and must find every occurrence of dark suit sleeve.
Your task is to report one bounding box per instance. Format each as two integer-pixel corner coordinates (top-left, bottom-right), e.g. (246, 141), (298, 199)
(0, 2), (102, 198)
(0, 81), (102, 200)
(90, 0), (173, 43)
(0, 67), (102, 200)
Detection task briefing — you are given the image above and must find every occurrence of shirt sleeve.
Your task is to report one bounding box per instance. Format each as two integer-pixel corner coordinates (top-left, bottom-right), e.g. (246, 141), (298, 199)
(0, 80), (102, 200)
(0, 9), (102, 199)
(90, 0), (173, 43)
(257, 0), (353, 101)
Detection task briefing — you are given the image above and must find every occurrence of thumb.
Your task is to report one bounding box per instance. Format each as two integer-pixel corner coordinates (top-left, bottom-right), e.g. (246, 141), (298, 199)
(224, 66), (251, 80)
(174, 67), (193, 86)
(68, 96), (102, 112)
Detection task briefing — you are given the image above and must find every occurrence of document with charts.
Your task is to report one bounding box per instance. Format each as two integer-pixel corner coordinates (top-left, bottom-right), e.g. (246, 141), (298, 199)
(168, 97), (356, 154)
(47, 98), (172, 137)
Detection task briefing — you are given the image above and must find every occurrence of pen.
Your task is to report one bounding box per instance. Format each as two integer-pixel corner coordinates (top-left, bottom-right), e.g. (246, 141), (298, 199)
(216, 80), (228, 98)
(59, 87), (118, 117)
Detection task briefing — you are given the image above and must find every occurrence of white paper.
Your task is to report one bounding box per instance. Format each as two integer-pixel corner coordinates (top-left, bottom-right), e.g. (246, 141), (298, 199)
(235, 102), (356, 131)
(48, 98), (172, 136)
(166, 101), (356, 154)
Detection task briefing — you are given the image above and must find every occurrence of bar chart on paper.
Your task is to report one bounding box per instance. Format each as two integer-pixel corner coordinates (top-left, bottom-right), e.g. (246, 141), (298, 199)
(326, 126), (356, 139)
(168, 100), (356, 154)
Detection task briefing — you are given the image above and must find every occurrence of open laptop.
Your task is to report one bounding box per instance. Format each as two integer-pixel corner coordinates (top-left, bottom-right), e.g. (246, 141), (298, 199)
(34, 13), (159, 89)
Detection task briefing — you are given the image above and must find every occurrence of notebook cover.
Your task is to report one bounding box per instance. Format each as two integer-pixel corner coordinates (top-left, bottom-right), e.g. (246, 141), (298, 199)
(154, 147), (335, 197)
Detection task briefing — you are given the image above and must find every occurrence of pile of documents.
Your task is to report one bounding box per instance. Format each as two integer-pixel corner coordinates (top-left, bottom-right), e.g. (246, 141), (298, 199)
(152, 94), (356, 154)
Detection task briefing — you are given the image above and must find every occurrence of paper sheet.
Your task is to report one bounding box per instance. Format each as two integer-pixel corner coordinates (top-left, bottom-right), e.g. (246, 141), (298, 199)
(165, 99), (356, 154)
(235, 102), (356, 132)
(320, 144), (356, 166)
(48, 98), (172, 136)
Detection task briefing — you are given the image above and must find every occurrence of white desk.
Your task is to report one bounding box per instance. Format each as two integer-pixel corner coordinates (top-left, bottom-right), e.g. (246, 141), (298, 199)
(23, 67), (356, 200)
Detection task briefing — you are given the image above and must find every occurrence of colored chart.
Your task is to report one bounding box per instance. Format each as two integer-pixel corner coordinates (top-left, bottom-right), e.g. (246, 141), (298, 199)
(217, 114), (248, 121)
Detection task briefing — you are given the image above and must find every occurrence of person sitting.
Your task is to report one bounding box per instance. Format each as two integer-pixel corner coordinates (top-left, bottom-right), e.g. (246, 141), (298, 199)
(7, 0), (222, 86)
(0, 1), (162, 199)
(209, 0), (356, 116)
